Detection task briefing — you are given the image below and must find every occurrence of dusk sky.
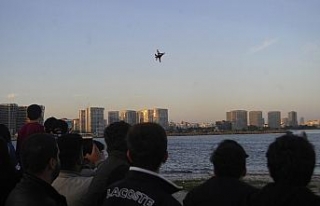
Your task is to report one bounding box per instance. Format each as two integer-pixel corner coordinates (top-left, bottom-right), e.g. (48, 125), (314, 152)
(1, 0), (319, 123)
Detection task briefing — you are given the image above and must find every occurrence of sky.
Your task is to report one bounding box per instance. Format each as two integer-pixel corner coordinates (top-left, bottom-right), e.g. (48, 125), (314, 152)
(1, 0), (320, 123)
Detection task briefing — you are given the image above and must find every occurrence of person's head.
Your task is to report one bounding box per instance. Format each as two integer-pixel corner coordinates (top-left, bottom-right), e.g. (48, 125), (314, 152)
(104, 121), (131, 153)
(127, 122), (168, 171)
(210, 139), (248, 178)
(93, 140), (105, 152)
(27, 104), (42, 121)
(44, 117), (57, 133)
(57, 133), (83, 171)
(0, 123), (11, 143)
(52, 119), (69, 136)
(21, 133), (60, 182)
(267, 134), (315, 186)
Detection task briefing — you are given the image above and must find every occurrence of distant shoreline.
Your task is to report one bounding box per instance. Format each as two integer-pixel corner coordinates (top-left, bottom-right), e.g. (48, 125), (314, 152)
(167, 129), (287, 136)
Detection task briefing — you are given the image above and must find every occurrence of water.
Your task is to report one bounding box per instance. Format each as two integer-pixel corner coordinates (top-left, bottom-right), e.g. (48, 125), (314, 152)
(12, 129), (320, 180)
(161, 130), (320, 180)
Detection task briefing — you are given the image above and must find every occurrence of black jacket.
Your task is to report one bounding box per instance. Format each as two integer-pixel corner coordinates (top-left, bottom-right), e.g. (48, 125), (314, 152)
(5, 173), (67, 206)
(183, 176), (259, 206)
(102, 167), (182, 206)
(248, 182), (320, 206)
(81, 150), (129, 206)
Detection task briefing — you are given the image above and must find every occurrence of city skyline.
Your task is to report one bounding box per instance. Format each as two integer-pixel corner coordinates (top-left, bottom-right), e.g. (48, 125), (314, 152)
(1, 1), (319, 122)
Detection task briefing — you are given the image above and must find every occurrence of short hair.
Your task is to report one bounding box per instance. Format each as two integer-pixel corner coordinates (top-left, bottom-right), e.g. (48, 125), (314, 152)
(44, 117), (57, 133)
(210, 139), (248, 178)
(93, 140), (105, 152)
(0, 123), (11, 143)
(104, 121), (131, 153)
(127, 122), (167, 170)
(27, 104), (42, 120)
(21, 133), (58, 174)
(52, 119), (69, 135)
(57, 133), (83, 170)
(267, 134), (315, 186)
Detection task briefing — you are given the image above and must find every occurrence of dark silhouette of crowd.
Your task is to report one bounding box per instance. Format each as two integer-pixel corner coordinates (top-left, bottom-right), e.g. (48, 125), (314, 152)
(2, 103), (320, 206)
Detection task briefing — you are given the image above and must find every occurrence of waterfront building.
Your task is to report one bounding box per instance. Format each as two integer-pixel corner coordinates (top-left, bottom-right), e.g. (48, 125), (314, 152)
(249, 111), (264, 128)
(120, 110), (137, 125)
(0, 103), (44, 135)
(268, 111), (281, 129)
(79, 109), (86, 133)
(16, 106), (28, 132)
(72, 118), (80, 132)
(215, 120), (232, 131)
(108, 111), (120, 125)
(300, 117), (305, 126)
(138, 109), (154, 123)
(86, 107), (105, 137)
(281, 117), (289, 128)
(226, 110), (248, 130)
(306, 120), (320, 127)
(0, 103), (18, 135)
(153, 108), (169, 129)
(288, 111), (298, 127)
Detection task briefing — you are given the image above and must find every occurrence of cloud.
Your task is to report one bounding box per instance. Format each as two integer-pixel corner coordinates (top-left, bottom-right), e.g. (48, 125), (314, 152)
(250, 38), (278, 53)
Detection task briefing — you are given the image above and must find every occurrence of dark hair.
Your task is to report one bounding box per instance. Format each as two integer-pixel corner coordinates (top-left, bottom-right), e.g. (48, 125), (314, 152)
(210, 139), (248, 178)
(93, 140), (105, 151)
(104, 121), (131, 152)
(127, 123), (167, 171)
(21, 133), (58, 174)
(44, 117), (57, 133)
(27, 104), (42, 120)
(57, 133), (83, 170)
(0, 124), (11, 143)
(52, 119), (69, 135)
(267, 134), (315, 186)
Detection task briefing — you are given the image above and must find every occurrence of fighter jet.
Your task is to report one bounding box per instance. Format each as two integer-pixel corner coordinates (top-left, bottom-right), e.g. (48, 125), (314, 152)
(155, 49), (165, 62)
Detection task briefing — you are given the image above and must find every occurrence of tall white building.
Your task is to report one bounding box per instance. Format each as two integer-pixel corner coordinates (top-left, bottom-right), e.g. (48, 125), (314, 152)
(120, 110), (137, 125)
(153, 108), (168, 129)
(249, 111), (263, 128)
(268, 111), (281, 129)
(137, 108), (169, 129)
(138, 109), (154, 123)
(288, 111), (298, 127)
(226, 110), (248, 130)
(79, 108), (105, 135)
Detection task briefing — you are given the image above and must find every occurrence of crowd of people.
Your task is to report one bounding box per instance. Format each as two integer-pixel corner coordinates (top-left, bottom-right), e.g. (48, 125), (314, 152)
(1, 103), (320, 206)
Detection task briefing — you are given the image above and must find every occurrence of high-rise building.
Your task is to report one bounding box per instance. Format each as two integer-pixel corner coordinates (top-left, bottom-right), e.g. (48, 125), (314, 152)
(249, 111), (263, 128)
(120, 110), (137, 125)
(138, 109), (154, 123)
(0, 103), (44, 135)
(153, 108), (168, 129)
(268, 111), (281, 129)
(108, 111), (120, 125)
(226, 110), (248, 130)
(16, 106), (27, 131)
(288, 111), (298, 127)
(300, 117), (305, 126)
(79, 109), (86, 133)
(86, 107), (105, 137)
(0, 103), (18, 135)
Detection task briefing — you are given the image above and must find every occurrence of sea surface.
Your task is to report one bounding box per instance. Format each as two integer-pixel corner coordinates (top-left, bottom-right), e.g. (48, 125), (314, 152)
(12, 129), (320, 181)
(159, 129), (320, 180)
